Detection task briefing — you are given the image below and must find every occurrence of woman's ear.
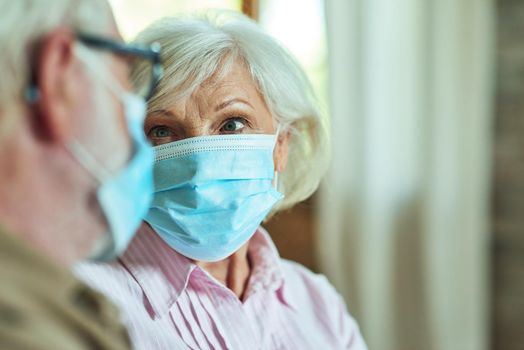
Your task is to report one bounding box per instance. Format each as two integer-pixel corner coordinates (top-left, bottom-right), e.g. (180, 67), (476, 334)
(273, 128), (291, 173)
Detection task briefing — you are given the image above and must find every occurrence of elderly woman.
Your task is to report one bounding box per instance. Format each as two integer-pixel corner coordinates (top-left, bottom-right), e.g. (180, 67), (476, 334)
(76, 11), (367, 350)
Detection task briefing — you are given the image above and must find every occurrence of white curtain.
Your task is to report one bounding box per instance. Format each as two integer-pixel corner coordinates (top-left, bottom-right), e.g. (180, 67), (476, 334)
(317, 1), (495, 350)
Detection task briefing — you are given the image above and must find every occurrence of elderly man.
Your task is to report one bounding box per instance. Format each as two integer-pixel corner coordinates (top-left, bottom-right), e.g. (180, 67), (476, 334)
(0, 0), (162, 349)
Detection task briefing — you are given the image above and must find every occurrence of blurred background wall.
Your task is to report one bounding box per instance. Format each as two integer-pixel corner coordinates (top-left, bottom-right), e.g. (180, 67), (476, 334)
(319, 1), (494, 350)
(108, 0), (524, 349)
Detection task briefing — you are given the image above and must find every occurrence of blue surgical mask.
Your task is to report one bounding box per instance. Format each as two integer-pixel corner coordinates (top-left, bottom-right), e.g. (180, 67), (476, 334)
(68, 92), (154, 261)
(145, 133), (284, 262)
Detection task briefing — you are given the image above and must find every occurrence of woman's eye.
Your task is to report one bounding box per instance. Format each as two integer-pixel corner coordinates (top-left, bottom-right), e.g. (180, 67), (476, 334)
(149, 126), (173, 138)
(221, 118), (246, 133)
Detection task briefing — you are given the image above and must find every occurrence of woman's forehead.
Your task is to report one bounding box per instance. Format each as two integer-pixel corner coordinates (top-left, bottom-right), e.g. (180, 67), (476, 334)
(186, 64), (264, 107)
(153, 65), (273, 128)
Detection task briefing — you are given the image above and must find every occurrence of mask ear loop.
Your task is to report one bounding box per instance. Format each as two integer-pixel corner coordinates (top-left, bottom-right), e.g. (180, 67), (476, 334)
(272, 124), (282, 190)
(68, 44), (140, 184)
(63, 45), (117, 184)
(66, 141), (112, 183)
(75, 44), (127, 100)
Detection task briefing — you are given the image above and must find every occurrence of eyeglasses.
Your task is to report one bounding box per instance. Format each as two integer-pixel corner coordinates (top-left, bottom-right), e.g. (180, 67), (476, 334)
(77, 32), (163, 101)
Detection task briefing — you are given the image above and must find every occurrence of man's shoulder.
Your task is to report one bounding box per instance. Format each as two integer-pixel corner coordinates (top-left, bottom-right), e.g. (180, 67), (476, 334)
(0, 271), (76, 350)
(0, 231), (131, 350)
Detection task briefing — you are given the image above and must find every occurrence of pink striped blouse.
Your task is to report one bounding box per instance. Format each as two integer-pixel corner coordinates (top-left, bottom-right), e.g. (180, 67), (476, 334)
(75, 224), (367, 350)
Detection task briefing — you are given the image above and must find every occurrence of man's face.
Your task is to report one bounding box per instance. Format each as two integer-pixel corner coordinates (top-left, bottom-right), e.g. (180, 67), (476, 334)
(45, 1), (141, 257)
(69, 14), (134, 175)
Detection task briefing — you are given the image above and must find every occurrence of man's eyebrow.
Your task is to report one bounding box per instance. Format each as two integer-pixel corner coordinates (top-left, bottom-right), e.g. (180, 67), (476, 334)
(215, 98), (254, 111)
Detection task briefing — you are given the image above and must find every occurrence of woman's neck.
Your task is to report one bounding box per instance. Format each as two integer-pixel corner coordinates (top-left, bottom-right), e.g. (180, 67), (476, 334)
(195, 242), (251, 300)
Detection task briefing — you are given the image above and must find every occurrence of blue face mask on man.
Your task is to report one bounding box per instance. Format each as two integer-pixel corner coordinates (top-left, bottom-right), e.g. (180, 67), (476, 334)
(69, 46), (155, 261)
(145, 133), (284, 262)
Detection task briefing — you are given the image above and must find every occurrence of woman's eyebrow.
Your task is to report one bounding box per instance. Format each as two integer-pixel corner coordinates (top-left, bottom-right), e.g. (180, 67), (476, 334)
(215, 98), (254, 111)
(147, 109), (175, 118)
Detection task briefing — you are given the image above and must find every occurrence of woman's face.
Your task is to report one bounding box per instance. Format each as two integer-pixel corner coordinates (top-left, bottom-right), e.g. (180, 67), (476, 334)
(144, 62), (290, 172)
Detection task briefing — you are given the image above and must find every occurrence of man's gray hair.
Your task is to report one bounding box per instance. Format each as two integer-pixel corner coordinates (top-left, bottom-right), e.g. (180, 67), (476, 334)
(0, 0), (112, 137)
(132, 11), (330, 213)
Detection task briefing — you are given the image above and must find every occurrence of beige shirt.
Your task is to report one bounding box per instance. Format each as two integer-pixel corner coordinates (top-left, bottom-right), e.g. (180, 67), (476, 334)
(0, 226), (131, 350)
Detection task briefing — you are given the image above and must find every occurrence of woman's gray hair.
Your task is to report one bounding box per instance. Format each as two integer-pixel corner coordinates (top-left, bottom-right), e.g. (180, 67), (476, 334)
(132, 10), (330, 213)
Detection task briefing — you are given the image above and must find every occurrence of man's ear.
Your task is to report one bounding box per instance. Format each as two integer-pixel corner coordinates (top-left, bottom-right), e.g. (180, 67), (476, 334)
(274, 128), (291, 173)
(32, 28), (77, 143)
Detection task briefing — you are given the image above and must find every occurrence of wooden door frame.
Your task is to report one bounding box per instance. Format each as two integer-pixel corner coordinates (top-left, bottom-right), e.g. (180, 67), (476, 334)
(242, 0), (259, 21)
